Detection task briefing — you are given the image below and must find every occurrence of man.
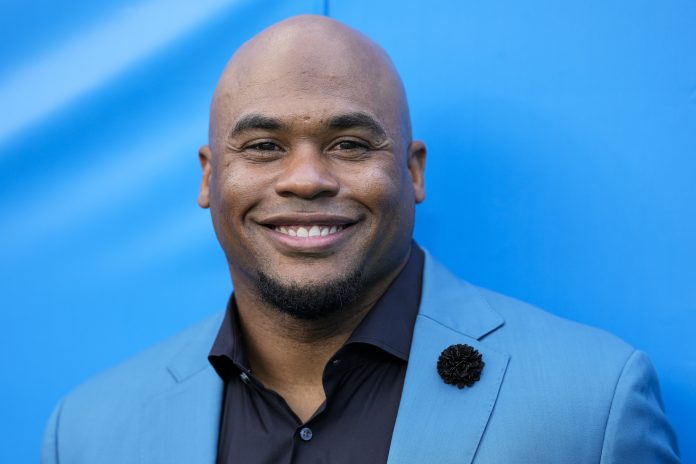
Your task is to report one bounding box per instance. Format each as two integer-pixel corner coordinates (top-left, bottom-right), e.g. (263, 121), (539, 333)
(42, 15), (679, 463)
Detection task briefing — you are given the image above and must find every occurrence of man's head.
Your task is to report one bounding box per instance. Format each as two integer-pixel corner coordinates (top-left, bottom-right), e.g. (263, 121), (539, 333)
(198, 15), (426, 319)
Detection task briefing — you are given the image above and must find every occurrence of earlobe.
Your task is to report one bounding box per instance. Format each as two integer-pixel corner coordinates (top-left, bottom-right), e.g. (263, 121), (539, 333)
(198, 145), (212, 209)
(408, 141), (426, 203)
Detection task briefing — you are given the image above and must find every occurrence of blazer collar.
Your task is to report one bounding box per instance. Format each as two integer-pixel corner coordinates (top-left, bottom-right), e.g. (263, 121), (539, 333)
(418, 249), (504, 339)
(388, 251), (510, 464)
(140, 313), (225, 464)
(166, 312), (225, 382)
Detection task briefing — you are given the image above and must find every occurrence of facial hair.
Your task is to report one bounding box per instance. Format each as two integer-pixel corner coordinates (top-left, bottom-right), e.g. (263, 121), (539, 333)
(256, 269), (364, 320)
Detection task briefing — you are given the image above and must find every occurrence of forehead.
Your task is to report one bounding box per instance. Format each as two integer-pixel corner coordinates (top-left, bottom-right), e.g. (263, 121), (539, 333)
(211, 37), (405, 139)
(227, 84), (382, 127)
(223, 69), (392, 121)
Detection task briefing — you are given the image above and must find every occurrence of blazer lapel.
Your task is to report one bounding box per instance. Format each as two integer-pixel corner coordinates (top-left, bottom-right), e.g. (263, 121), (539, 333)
(139, 314), (225, 464)
(387, 252), (510, 464)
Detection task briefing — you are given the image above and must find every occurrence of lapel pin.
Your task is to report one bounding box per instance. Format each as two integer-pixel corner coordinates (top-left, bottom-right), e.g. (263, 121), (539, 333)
(437, 343), (484, 388)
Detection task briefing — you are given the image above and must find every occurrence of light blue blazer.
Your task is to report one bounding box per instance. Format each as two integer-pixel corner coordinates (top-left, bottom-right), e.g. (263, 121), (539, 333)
(42, 253), (680, 463)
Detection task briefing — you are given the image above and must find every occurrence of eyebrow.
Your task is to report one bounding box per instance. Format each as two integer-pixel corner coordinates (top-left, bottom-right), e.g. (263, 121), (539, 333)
(226, 111), (388, 140)
(227, 113), (286, 139)
(328, 112), (387, 139)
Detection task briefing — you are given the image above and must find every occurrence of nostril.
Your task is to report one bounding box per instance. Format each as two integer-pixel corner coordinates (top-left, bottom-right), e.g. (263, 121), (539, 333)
(274, 153), (339, 199)
(274, 179), (340, 199)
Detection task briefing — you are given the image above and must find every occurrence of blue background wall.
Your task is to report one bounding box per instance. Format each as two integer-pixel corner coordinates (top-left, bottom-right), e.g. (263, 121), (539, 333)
(1, 0), (694, 461)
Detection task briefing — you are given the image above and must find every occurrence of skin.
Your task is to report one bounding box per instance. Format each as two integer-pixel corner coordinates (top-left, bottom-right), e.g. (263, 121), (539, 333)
(197, 15), (426, 422)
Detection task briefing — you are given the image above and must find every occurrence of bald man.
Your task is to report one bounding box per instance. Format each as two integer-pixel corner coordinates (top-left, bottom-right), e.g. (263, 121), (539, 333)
(42, 15), (679, 464)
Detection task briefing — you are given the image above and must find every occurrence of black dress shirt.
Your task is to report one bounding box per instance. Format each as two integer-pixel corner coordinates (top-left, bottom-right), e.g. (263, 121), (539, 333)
(208, 245), (424, 464)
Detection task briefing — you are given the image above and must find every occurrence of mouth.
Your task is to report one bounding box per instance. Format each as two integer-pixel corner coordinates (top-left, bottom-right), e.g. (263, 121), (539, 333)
(257, 214), (359, 250)
(270, 224), (347, 238)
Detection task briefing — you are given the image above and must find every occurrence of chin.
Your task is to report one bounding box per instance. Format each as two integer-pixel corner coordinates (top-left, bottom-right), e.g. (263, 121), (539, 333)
(256, 267), (365, 321)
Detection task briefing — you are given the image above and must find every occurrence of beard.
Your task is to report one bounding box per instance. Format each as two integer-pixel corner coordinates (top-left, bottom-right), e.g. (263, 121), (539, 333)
(256, 268), (364, 320)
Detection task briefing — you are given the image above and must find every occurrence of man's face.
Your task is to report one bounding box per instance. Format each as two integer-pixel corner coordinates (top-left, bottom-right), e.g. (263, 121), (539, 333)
(199, 44), (425, 310)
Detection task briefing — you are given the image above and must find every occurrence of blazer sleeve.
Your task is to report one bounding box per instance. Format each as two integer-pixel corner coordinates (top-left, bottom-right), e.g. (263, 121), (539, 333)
(600, 350), (680, 463)
(41, 399), (63, 464)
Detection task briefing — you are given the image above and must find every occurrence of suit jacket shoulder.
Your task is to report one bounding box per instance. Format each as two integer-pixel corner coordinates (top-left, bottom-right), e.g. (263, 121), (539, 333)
(387, 253), (680, 463)
(41, 312), (224, 464)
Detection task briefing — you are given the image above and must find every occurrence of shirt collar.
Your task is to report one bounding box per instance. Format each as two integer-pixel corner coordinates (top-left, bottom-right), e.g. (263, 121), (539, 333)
(344, 243), (424, 361)
(208, 296), (250, 378)
(209, 242), (424, 377)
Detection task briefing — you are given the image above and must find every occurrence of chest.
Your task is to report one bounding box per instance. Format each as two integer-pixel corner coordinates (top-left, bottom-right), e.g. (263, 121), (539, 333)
(216, 356), (406, 464)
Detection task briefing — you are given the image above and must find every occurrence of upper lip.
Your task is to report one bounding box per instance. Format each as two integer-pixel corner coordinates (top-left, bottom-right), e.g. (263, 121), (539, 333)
(257, 213), (359, 227)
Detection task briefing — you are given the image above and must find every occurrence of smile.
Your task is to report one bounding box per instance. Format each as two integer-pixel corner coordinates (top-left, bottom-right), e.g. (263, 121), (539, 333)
(272, 225), (345, 237)
(258, 214), (358, 252)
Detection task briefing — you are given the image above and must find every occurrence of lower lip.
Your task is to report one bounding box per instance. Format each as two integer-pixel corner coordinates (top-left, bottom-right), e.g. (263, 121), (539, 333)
(261, 225), (355, 252)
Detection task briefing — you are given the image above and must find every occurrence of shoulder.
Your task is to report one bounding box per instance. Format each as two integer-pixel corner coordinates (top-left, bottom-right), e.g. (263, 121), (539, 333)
(472, 284), (636, 404)
(463, 283), (637, 400)
(421, 250), (634, 365)
(473, 286), (679, 462)
(41, 312), (224, 462)
(420, 255), (679, 461)
(65, 311), (223, 404)
(477, 285), (633, 360)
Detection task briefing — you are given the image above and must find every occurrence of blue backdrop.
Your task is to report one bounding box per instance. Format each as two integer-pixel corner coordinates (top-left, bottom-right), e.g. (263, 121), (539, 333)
(1, 0), (694, 461)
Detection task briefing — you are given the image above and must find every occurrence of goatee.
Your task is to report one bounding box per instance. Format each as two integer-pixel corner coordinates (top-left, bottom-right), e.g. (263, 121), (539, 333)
(256, 269), (364, 320)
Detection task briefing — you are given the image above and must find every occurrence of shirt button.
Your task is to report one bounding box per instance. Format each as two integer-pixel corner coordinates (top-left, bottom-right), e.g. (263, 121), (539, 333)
(299, 427), (313, 441)
(239, 372), (250, 384)
(332, 359), (341, 366)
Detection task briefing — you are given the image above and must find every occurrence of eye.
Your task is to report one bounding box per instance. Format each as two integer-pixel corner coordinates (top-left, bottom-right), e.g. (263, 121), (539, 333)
(238, 140), (285, 162)
(334, 140), (368, 151)
(247, 141), (281, 152)
(328, 140), (371, 160)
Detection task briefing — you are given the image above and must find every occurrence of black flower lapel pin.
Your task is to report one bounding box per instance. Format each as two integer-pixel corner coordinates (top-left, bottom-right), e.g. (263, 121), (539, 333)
(437, 343), (484, 388)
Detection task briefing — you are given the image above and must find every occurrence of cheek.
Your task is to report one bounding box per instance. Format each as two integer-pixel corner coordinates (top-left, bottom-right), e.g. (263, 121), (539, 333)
(349, 160), (414, 224)
(210, 163), (265, 241)
(348, 161), (416, 278)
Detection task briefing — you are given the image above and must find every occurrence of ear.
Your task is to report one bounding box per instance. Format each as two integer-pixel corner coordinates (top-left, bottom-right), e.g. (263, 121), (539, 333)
(407, 140), (426, 203)
(197, 145), (213, 208)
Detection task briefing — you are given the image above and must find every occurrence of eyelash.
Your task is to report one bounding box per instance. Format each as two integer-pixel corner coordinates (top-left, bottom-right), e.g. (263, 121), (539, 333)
(247, 141), (281, 152)
(333, 140), (369, 151)
(243, 140), (371, 154)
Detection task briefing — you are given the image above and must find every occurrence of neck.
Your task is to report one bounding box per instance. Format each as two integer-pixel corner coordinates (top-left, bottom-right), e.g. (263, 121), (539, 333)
(230, 254), (410, 421)
(233, 287), (380, 422)
(233, 286), (378, 385)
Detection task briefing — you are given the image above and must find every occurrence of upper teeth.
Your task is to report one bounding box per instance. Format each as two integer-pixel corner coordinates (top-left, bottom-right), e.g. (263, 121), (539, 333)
(274, 225), (344, 237)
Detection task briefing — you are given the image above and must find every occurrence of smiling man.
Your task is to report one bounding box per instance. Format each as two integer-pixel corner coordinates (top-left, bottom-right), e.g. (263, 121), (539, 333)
(42, 15), (679, 464)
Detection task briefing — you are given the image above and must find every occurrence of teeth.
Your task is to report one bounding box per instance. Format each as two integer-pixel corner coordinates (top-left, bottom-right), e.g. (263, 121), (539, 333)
(274, 225), (345, 238)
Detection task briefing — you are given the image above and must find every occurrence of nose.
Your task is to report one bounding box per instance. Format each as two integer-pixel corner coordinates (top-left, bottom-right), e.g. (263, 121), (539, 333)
(274, 145), (339, 199)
